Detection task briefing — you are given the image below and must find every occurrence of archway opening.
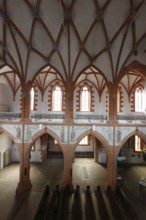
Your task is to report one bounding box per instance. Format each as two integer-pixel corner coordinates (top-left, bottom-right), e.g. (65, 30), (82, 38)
(117, 135), (146, 201)
(30, 133), (64, 190)
(73, 134), (107, 191)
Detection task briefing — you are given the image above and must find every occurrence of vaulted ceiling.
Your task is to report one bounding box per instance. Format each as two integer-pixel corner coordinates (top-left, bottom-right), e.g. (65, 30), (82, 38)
(0, 0), (146, 93)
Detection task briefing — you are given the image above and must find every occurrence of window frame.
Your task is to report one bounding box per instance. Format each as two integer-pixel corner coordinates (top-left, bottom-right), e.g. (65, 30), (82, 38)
(134, 135), (142, 152)
(52, 85), (63, 111)
(79, 136), (89, 146)
(30, 87), (35, 111)
(80, 85), (91, 112)
(134, 86), (143, 112)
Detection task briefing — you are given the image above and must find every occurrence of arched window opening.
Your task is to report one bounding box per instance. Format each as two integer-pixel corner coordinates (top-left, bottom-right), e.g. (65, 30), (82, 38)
(52, 86), (62, 111)
(79, 136), (89, 145)
(135, 135), (142, 152)
(31, 87), (35, 111)
(135, 86), (143, 112)
(80, 86), (91, 111)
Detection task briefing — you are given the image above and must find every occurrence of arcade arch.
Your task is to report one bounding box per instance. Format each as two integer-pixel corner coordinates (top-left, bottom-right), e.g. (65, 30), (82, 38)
(117, 131), (146, 188)
(72, 130), (109, 189)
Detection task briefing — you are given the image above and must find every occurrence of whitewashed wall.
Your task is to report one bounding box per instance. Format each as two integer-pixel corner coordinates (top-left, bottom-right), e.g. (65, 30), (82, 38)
(121, 85), (131, 114)
(0, 133), (12, 169)
(30, 138), (41, 162)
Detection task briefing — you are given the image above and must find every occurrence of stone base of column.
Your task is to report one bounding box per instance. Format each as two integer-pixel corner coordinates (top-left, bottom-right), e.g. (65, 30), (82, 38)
(16, 181), (32, 194)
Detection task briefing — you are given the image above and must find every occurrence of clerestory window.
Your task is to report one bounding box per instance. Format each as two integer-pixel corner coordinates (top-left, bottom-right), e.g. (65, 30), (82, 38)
(135, 135), (142, 152)
(31, 87), (35, 111)
(52, 86), (62, 111)
(135, 86), (143, 112)
(80, 86), (91, 111)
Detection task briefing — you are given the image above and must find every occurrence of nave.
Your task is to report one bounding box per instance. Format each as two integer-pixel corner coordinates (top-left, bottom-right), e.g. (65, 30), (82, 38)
(0, 158), (146, 220)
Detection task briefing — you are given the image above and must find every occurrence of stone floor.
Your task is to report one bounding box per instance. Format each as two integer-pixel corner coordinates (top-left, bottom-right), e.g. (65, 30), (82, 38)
(0, 158), (146, 220)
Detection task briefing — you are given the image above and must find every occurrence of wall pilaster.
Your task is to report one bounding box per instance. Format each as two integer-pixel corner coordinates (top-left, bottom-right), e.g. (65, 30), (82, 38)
(106, 145), (120, 189)
(61, 144), (75, 191)
(108, 82), (118, 121)
(64, 80), (75, 121)
(21, 81), (31, 121)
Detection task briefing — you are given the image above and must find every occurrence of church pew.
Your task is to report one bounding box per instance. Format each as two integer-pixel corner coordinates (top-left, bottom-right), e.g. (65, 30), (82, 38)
(72, 185), (83, 220)
(106, 185), (124, 220)
(33, 185), (50, 220)
(116, 188), (139, 220)
(44, 185), (60, 220)
(85, 185), (96, 220)
(56, 186), (70, 220)
(95, 185), (110, 220)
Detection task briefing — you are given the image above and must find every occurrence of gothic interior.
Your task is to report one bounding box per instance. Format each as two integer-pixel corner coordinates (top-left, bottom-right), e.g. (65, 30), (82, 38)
(0, 0), (146, 219)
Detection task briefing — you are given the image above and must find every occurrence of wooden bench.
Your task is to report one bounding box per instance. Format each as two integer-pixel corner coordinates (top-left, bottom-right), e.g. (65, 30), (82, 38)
(95, 185), (110, 220)
(85, 185), (96, 220)
(106, 185), (124, 220)
(44, 185), (60, 220)
(72, 185), (83, 220)
(33, 185), (50, 220)
(116, 188), (139, 220)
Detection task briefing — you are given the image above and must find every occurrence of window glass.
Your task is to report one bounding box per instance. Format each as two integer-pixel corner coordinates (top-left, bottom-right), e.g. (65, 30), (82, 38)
(81, 86), (91, 111)
(52, 86), (62, 111)
(79, 136), (89, 145)
(135, 135), (142, 152)
(135, 87), (143, 112)
(31, 88), (34, 111)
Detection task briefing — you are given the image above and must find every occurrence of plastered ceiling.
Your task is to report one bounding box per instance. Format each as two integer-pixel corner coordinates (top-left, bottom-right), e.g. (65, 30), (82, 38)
(0, 0), (146, 92)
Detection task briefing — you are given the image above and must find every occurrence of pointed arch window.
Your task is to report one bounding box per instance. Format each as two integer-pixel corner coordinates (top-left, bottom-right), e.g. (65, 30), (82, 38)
(31, 87), (35, 111)
(80, 86), (91, 111)
(135, 86), (143, 112)
(79, 136), (89, 145)
(52, 86), (62, 111)
(135, 135), (142, 152)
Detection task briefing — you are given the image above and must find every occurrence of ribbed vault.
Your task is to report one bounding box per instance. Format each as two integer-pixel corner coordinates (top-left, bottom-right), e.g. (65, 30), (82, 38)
(0, 0), (146, 86)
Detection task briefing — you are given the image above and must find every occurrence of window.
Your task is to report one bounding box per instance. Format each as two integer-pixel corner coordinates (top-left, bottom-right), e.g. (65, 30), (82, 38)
(79, 136), (89, 145)
(31, 145), (35, 151)
(54, 139), (58, 144)
(52, 86), (62, 111)
(80, 86), (91, 111)
(135, 86), (143, 112)
(135, 135), (142, 152)
(31, 87), (35, 111)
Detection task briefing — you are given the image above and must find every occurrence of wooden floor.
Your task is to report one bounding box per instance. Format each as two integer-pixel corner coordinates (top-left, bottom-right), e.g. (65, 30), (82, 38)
(0, 158), (146, 220)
